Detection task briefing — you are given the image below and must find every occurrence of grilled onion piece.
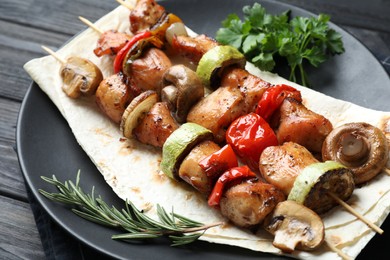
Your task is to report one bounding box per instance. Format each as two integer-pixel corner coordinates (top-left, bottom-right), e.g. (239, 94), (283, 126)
(120, 90), (158, 139)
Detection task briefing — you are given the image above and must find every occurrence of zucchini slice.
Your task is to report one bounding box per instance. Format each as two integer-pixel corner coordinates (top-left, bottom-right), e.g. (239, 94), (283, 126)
(288, 161), (355, 214)
(196, 45), (245, 88)
(160, 123), (213, 180)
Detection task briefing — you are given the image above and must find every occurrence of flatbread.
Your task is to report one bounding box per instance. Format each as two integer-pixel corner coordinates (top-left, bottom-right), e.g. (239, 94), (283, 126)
(24, 3), (390, 259)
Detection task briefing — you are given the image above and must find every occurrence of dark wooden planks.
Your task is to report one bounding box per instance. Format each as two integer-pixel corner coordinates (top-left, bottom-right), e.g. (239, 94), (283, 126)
(0, 195), (45, 259)
(0, 142), (27, 201)
(0, 0), (118, 35)
(280, 0), (390, 33)
(0, 21), (70, 101)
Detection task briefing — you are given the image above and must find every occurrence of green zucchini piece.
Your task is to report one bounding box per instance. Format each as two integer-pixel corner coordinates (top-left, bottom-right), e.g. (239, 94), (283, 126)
(160, 123), (213, 180)
(288, 161), (355, 214)
(196, 45), (246, 88)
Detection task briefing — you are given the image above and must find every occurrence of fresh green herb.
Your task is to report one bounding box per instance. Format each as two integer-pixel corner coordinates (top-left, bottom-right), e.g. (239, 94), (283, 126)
(216, 3), (345, 86)
(39, 171), (222, 246)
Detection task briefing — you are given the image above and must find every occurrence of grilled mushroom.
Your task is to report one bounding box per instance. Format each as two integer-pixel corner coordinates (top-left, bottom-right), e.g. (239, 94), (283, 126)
(60, 56), (103, 98)
(162, 65), (204, 123)
(322, 122), (389, 184)
(264, 200), (325, 253)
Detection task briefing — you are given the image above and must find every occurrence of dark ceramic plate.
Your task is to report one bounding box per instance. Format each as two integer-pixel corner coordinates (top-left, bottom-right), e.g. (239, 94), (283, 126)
(17, 0), (390, 259)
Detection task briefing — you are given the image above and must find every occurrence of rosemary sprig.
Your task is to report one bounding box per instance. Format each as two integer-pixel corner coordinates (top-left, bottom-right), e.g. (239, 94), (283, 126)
(39, 171), (223, 246)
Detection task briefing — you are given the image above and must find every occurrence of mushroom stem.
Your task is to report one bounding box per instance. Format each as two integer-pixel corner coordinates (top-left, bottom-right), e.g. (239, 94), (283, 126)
(79, 16), (103, 34)
(339, 132), (369, 164)
(327, 192), (383, 234)
(41, 45), (66, 64)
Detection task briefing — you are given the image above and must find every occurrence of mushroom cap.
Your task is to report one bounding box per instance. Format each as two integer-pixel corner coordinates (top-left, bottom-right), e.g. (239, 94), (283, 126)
(163, 64), (205, 123)
(263, 200), (325, 253)
(60, 56), (103, 98)
(322, 122), (389, 184)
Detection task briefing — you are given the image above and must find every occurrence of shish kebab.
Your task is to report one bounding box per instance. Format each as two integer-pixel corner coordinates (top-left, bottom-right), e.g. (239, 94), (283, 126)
(42, 0), (389, 255)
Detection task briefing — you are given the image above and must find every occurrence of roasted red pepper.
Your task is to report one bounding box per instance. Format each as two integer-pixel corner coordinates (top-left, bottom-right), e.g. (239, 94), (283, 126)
(208, 165), (257, 207)
(226, 113), (278, 171)
(255, 84), (302, 121)
(198, 144), (238, 179)
(113, 31), (152, 73)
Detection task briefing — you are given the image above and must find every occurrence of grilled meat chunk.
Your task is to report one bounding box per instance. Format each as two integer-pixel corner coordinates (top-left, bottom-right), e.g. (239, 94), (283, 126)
(187, 68), (270, 143)
(220, 179), (285, 228)
(134, 102), (179, 147)
(93, 30), (132, 57)
(178, 140), (221, 195)
(274, 98), (333, 154)
(171, 34), (219, 63)
(259, 142), (319, 195)
(129, 0), (165, 34)
(95, 73), (134, 124)
(126, 47), (172, 94)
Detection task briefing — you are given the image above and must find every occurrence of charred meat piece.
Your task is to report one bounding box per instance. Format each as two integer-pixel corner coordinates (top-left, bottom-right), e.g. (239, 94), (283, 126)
(274, 98), (333, 154)
(171, 34), (219, 63)
(220, 68), (271, 113)
(95, 73), (135, 124)
(187, 84), (245, 143)
(134, 102), (180, 147)
(259, 142), (319, 195)
(220, 179), (285, 228)
(129, 0), (165, 34)
(178, 140), (221, 195)
(93, 30), (133, 57)
(187, 68), (270, 143)
(126, 47), (172, 94)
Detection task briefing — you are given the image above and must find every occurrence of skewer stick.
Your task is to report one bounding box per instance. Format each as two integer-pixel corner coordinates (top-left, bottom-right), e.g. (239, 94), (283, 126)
(325, 239), (353, 260)
(41, 45), (66, 64)
(384, 168), (390, 176)
(328, 192), (384, 234)
(116, 0), (134, 10)
(79, 16), (103, 34)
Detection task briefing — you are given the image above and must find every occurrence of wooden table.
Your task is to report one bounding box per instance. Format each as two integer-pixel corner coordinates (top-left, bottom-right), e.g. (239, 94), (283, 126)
(1, 0), (389, 259)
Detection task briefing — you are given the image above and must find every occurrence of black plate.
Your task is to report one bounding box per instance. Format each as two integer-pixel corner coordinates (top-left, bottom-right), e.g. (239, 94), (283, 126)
(17, 0), (390, 259)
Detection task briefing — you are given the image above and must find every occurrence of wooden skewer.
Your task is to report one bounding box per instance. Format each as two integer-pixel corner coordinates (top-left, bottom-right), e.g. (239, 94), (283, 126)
(325, 239), (353, 260)
(384, 167), (390, 176)
(328, 192), (384, 234)
(41, 45), (66, 64)
(116, 0), (134, 10)
(79, 16), (103, 34)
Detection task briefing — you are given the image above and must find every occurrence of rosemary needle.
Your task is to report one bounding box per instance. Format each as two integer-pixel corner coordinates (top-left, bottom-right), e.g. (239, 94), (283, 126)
(39, 171), (223, 246)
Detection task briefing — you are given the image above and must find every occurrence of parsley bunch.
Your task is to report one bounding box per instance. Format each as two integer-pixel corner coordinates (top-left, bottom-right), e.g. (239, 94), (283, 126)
(216, 3), (345, 86)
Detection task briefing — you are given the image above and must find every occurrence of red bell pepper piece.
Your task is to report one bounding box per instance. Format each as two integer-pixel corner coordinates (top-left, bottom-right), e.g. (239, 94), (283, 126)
(255, 84), (302, 121)
(226, 113), (278, 171)
(113, 31), (152, 73)
(198, 144), (238, 179)
(208, 165), (257, 207)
